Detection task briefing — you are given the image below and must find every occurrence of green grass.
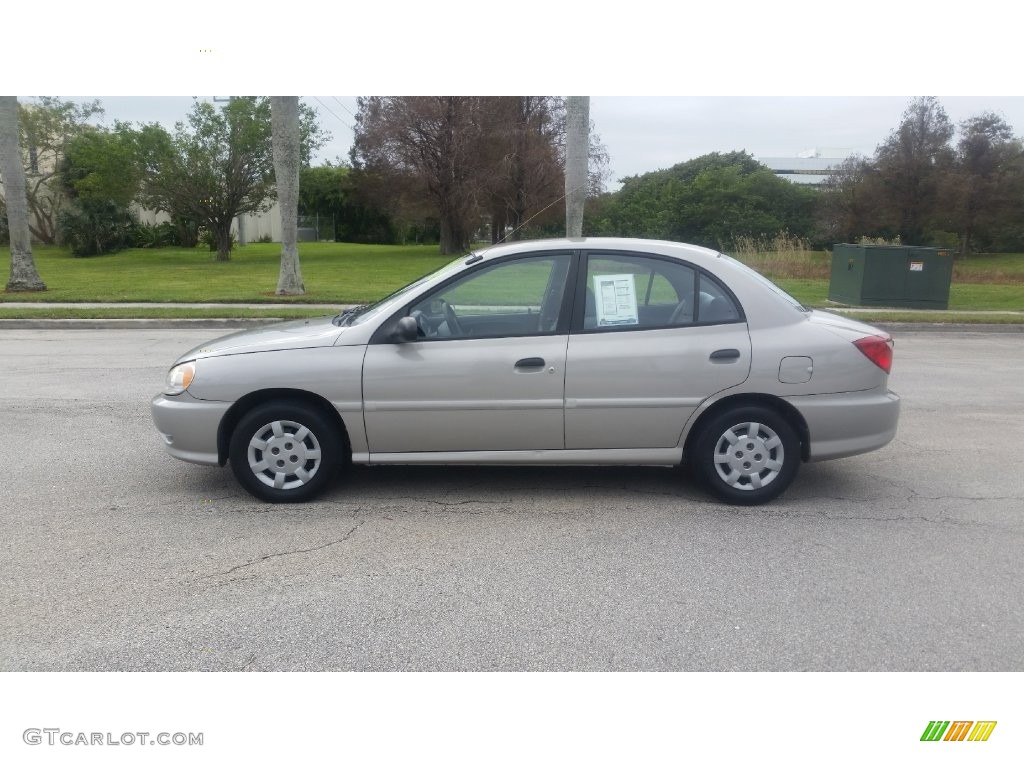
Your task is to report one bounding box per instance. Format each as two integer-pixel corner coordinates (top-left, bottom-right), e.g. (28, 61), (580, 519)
(775, 279), (1024, 312)
(0, 307), (331, 320)
(825, 311), (1024, 324)
(952, 252), (1024, 283)
(2, 242), (1022, 318)
(1, 243), (454, 304)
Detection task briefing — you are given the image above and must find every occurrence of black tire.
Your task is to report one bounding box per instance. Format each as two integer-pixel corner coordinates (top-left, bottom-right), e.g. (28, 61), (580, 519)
(692, 406), (800, 506)
(229, 400), (344, 503)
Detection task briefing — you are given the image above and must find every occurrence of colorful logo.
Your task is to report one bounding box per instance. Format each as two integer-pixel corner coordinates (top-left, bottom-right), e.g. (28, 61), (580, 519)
(921, 721), (997, 742)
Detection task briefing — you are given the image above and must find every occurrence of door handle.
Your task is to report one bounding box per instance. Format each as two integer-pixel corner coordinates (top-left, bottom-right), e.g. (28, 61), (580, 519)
(709, 348), (741, 362)
(514, 357), (546, 369)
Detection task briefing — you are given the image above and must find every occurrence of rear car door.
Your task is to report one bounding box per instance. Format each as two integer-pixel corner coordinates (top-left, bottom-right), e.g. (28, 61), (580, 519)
(564, 250), (752, 449)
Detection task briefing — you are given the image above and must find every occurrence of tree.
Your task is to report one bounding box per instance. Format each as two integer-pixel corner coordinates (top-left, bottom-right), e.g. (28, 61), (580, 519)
(817, 155), (891, 243)
(484, 97), (565, 242)
(944, 113), (1024, 255)
(60, 125), (142, 208)
(353, 97), (488, 254)
(16, 97), (103, 244)
(55, 125), (142, 257)
(584, 151), (817, 249)
(352, 96), (607, 252)
(0, 96), (46, 291)
(271, 96), (303, 295)
(874, 97), (954, 244)
(135, 97), (326, 261)
(564, 96), (589, 238)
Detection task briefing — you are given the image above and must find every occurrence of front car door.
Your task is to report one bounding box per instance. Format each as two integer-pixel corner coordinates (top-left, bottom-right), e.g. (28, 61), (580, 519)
(362, 252), (575, 456)
(564, 250), (752, 450)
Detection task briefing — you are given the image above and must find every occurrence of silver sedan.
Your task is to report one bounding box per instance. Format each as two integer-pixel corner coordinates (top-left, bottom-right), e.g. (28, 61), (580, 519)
(151, 238), (899, 505)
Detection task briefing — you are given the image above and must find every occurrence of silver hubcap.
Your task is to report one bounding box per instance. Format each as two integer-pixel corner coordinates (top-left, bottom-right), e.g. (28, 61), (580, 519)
(247, 420), (322, 490)
(713, 421), (784, 491)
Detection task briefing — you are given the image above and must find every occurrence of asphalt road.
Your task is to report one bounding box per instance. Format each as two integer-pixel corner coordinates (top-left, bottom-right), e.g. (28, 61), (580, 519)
(1, 328), (1021, 671)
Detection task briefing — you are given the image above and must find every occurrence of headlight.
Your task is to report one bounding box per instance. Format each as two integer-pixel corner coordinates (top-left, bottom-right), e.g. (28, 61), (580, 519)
(164, 361), (196, 395)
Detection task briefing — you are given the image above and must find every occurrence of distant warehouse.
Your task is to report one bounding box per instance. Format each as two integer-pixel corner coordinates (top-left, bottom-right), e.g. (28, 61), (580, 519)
(758, 149), (853, 186)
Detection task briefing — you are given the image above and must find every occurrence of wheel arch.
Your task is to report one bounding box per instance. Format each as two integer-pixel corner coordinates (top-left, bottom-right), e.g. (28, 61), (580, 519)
(217, 388), (351, 467)
(682, 393), (811, 463)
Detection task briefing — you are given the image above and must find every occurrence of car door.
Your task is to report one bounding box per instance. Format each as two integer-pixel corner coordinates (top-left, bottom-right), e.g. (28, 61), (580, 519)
(362, 252), (575, 455)
(564, 250), (752, 450)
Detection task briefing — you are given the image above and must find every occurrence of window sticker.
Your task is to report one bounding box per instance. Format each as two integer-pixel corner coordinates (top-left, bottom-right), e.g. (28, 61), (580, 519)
(593, 273), (639, 326)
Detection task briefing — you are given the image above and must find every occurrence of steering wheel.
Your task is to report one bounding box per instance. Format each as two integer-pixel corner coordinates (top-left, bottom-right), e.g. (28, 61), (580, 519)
(409, 309), (429, 338)
(441, 300), (463, 337)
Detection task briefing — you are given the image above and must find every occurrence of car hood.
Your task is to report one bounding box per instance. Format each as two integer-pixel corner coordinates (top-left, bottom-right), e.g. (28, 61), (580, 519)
(806, 310), (890, 341)
(175, 316), (345, 363)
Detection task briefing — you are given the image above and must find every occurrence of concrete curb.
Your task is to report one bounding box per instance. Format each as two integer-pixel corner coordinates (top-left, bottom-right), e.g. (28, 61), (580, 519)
(875, 323), (1024, 334)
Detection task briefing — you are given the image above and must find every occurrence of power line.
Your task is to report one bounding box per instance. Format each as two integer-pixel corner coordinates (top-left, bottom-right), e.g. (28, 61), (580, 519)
(331, 96), (358, 121)
(312, 96), (353, 132)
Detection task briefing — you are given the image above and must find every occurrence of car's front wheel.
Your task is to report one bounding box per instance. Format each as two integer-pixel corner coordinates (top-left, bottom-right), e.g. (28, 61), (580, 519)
(229, 400), (343, 503)
(693, 406), (800, 505)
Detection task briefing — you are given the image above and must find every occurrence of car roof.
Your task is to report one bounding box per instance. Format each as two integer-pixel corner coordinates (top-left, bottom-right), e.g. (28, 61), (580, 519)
(469, 237), (724, 266)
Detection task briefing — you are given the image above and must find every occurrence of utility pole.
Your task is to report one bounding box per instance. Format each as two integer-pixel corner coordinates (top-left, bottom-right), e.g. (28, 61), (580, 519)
(565, 96), (590, 238)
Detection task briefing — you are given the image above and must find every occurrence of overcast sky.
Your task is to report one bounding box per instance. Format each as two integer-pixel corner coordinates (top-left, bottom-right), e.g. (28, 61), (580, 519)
(53, 95), (1024, 191)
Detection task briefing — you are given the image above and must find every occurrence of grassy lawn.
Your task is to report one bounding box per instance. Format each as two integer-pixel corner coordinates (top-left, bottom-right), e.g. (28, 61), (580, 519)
(0, 306), (331, 320)
(775, 279), (1024, 311)
(732, 243), (1024, 285)
(1, 243), (454, 304)
(2, 242), (1022, 316)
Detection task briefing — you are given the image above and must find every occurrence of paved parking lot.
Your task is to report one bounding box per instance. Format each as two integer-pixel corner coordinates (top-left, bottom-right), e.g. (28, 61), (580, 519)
(1, 328), (1021, 671)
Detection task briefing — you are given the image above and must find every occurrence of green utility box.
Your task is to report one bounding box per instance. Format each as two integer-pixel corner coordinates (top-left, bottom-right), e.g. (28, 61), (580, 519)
(828, 244), (954, 309)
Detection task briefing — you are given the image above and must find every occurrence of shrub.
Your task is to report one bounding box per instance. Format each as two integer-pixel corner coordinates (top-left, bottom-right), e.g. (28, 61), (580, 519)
(857, 235), (901, 245)
(256, 233), (273, 243)
(169, 215), (201, 248)
(132, 221), (176, 248)
(57, 199), (136, 257)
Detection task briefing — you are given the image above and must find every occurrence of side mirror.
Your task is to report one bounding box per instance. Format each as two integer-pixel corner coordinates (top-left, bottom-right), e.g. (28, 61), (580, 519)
(391, 316), (419, 343)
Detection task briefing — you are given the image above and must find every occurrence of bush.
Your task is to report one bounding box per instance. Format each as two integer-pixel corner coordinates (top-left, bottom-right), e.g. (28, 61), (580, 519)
(57, 199), (136, 257)
(132, 221), (176, 248)
(171, 215), (201, 248)
(256, 233), (273, 243)
(0, 199), (8, 245)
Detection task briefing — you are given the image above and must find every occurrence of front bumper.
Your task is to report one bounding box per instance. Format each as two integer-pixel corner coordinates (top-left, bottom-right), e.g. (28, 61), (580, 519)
(151, 391), (232, 466)
(785, 388), (900, 462)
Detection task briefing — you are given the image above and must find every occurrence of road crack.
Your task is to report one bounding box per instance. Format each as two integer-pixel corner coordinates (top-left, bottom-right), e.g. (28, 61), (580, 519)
(202, 519), (366, 578)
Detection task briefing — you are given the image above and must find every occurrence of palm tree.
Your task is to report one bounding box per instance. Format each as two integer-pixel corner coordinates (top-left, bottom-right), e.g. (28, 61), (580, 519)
(564, 96), (589, 238)
(0, 96), (46, 291)
(271, 96), (303, 295)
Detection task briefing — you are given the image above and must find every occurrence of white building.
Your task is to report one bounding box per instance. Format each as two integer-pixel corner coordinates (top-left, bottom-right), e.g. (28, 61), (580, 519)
(758, 148), (853, 185)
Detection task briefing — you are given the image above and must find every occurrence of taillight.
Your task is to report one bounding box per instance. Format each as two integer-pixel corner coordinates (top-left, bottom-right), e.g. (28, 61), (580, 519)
(853, 334), (893, 374)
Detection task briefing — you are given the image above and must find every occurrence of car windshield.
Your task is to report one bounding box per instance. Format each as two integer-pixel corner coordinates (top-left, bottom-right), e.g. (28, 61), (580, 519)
(717, 253), (808, 312)
(334, 255), (468, 327)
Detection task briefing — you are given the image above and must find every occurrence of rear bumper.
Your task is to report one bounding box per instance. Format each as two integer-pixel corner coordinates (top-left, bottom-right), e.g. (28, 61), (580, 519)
(785, 388), (900, 462)
(151, 392), (231, 466)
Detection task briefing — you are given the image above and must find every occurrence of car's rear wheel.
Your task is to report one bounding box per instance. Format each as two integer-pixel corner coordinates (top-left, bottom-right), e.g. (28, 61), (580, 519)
(693, 406), (800, 505)
(229, 400), (343, 503)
